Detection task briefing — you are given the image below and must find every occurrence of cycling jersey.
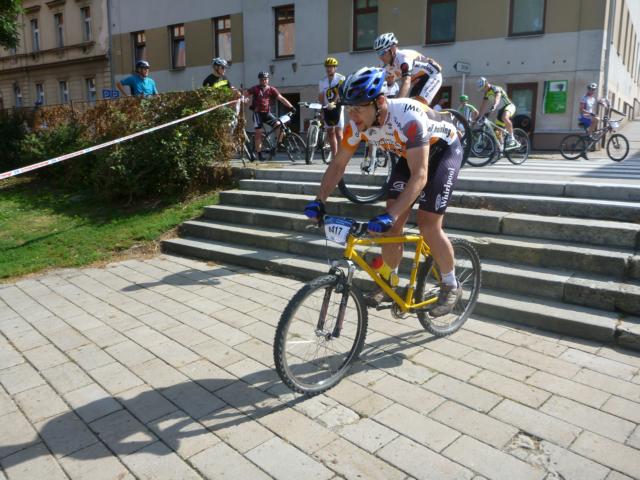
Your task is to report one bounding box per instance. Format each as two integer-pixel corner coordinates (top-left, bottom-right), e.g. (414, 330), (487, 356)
(483, 85), (512, 108)
(248, 85), (280, 113)
(203, 74), (232, 89)
(580, 95), (596, 115)
(319, 73), (345, 105)
(385, 49), (442, 82)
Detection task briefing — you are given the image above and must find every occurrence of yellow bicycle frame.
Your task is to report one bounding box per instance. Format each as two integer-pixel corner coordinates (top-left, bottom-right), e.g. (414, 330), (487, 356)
(341, 233), (440, 313)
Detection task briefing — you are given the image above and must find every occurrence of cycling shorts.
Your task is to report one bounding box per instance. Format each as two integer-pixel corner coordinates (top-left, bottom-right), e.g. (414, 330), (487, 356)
(253, 111), (278, 130)
(578, 116), (592, 128)
(387, 137), (463, 214)
(408, 72), (443, 106)
(497, 104), (516, 121)
(323, 106), (344, 128)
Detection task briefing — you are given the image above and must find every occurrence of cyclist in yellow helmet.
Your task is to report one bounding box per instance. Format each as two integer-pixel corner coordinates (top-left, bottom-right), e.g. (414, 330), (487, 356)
(318, 57), (345, 157)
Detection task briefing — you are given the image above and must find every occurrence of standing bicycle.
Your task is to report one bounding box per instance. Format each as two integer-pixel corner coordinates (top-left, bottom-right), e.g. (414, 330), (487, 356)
(246, 109), (306, 162)
(300, 102), (332, 164)
(559, 111), (628, 161)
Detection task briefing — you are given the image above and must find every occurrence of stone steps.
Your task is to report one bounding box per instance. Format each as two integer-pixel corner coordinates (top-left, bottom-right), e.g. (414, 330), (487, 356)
(162, 236), (640, 350)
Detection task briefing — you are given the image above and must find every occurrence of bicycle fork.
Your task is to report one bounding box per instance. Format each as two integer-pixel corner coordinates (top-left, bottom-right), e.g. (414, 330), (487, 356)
(315, 260), (357, 339)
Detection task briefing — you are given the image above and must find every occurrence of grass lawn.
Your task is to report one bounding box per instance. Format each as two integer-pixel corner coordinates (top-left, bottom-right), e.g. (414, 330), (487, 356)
(0, 177), (219, 281)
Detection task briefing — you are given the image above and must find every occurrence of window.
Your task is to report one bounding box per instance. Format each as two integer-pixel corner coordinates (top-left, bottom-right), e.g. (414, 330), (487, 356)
(214, 15), (232, 61)
(170, 24), (186, 69)
(427, 0), (456, 44)
(30, 19), (40, 52)
(14, 84), (22, 107)
(509, 0), (545, 36)
(132, 31), (146, 65)
(275, 5), (295, 58)
(81, 7), (92, 42)
(59, 81), (69, 103)
(35, 83), (45, 105)
(54, 13), (64, 48)
(353, 0), (378, 51)
(86, 78), (96, 103)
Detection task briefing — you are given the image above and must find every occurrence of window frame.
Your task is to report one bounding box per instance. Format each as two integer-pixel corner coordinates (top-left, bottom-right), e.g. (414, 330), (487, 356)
(30, 18), (40, 52)
(54, 12), (64, 48)
(508, 0), (546, 37)
(169, 24), (186, 69)
(132, 31), (147, 67)
(86, 77), (96, 103)
(59, 80), (69, 104)
(426, 0), (457, 45)
(274, 4), (295, 58)
(14, 84), (23, 107)
(214, 15), (232, 61)
(35, 83), (45, 105)
(352, 0), (378, 52)
(81, 6), (92, 42)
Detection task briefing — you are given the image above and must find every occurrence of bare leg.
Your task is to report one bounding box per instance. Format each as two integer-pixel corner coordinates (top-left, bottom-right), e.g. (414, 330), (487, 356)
(503, 113), (514, 137)
(417, 210), (454, 274)
(380, 199), (412, 270)
(254, 128), (263, 153)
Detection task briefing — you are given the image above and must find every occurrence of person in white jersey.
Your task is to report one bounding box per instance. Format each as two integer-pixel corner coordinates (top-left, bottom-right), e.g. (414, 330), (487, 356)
(318, 57), (345, 157)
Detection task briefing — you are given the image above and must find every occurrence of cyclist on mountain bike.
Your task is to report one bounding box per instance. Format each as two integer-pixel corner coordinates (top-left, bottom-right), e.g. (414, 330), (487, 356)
(476, 77), (517, 148)
(304, 67), (463, 316)
(374, 32), (443, 106)
(318, 57), (345, 157)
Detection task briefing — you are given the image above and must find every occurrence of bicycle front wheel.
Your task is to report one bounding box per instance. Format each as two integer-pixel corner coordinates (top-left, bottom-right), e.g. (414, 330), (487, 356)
(274, 275), (368, 395)
(415, 238), (481, 337)
(505, 128), (530, 165)
(559, 134), (586, 160)
(338, 147), (393, 204)
(305, 125), (319, 164)
(466, 130), (496, 167)
(284, 132), (307, 163)
(321, 132), (333, 164)
(607, 133), (629, 162)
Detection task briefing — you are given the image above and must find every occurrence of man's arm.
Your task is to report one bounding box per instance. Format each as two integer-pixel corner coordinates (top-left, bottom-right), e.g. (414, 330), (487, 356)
(277, 94), (294, 110)
(386, 145), (429, 220)
(397, 75), (412, 98)
(116, 80), (128, 96)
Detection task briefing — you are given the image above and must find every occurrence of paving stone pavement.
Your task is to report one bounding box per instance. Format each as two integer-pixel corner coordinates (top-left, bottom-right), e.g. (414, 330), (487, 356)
(1, 254), (639, 480)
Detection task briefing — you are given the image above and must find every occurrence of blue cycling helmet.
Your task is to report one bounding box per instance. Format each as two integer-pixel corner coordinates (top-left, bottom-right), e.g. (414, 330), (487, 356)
(340, 67), (386, 106)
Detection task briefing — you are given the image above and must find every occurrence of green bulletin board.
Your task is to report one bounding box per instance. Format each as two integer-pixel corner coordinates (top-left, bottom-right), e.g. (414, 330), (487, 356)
(543, 80), (568, 114)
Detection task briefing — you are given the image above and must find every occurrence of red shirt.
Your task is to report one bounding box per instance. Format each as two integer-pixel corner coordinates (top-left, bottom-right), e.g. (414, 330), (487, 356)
(248, 85), (280, 113)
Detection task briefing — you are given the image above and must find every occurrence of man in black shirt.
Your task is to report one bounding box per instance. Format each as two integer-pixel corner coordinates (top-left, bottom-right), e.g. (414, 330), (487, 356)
(203, 58), (233, 90)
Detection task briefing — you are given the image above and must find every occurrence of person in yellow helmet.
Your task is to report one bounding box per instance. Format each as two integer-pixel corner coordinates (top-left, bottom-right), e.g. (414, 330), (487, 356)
(317, 57), (345, 157)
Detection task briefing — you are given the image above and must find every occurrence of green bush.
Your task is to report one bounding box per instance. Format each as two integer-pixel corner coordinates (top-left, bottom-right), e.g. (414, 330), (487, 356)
(1, 88), (239, 201)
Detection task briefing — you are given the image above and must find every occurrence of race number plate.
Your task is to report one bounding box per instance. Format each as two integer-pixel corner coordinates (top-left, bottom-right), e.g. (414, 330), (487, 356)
(324, 216), (354, 245)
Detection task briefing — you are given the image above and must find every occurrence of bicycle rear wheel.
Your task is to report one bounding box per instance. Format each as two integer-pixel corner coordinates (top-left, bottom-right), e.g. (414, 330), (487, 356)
(284, 132), (307, 163)
(338, 146), (393, 204)
(559, 134), (586, 160)
(415, 238), (481, 337)
(305, 125), (319, 164)
(443, 109), (472, 165)
(607, 133), (629, 162)
(505, 128), (530, 165)
(321, 132), (333, 164)
(466, 130), (497, 167)
(274, 275), (368, 395)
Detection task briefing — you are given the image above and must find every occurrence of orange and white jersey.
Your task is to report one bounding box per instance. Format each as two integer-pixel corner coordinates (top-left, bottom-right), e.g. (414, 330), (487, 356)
(342, 98), (457, 158)
(385, 48), (442, 83)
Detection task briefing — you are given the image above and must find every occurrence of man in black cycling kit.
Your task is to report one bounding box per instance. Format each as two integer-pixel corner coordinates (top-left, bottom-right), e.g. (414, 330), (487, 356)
(304, 67), (464, 316)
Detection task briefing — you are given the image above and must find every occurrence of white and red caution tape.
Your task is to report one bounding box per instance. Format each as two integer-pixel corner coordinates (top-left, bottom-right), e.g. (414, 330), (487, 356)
(0, 98), (242, 181)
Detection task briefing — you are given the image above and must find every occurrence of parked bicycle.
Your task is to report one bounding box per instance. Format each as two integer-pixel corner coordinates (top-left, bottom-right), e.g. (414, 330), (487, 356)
(559, 114), (629, 161)
(467, 114), (530, 167)
(273, 215), (481, 395)
(338, 109), (471, 205)
(299, 102), (333, 164)
(246, 109), (307, 162)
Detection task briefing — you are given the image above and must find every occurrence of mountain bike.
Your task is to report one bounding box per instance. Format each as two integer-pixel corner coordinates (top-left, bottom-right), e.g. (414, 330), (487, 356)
(247, 110), (307, 162)
(273, 215), (481, 395)
(337, 108), (471, 205)
(467, 114), (530, 167)
(300, 102), (333, 165)
(559, 114), (629, 161)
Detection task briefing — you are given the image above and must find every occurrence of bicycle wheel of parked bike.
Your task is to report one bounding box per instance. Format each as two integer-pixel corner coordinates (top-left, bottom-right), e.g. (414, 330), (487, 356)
(559, 134), (587, 160)
(415, 238), (481, 337)
(338, 146), (394, 204)
(466, 130), (497, 167)
(505, 128), (530, 165)
(274, 275), (368, 395)
(305, 124), (320, 164)
(607, 133), (629, 162)
(321, 134), (333, 164)
(284, 132), (307, 163)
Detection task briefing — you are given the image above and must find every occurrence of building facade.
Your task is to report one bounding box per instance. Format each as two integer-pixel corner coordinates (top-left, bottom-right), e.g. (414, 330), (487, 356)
(0, 0), (111, 110)
(5, 0), (638, 148)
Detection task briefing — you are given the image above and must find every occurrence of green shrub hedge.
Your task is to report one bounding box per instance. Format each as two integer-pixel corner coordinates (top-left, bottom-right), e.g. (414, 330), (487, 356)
(1, 88), (240, 201)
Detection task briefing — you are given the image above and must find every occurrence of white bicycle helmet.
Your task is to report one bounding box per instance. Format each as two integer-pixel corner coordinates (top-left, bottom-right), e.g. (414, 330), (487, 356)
(374, 32), (398, 53)
(476, 76), (488, 91)
(212, 57), (228, 68)
(587, 82), (597, 90)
